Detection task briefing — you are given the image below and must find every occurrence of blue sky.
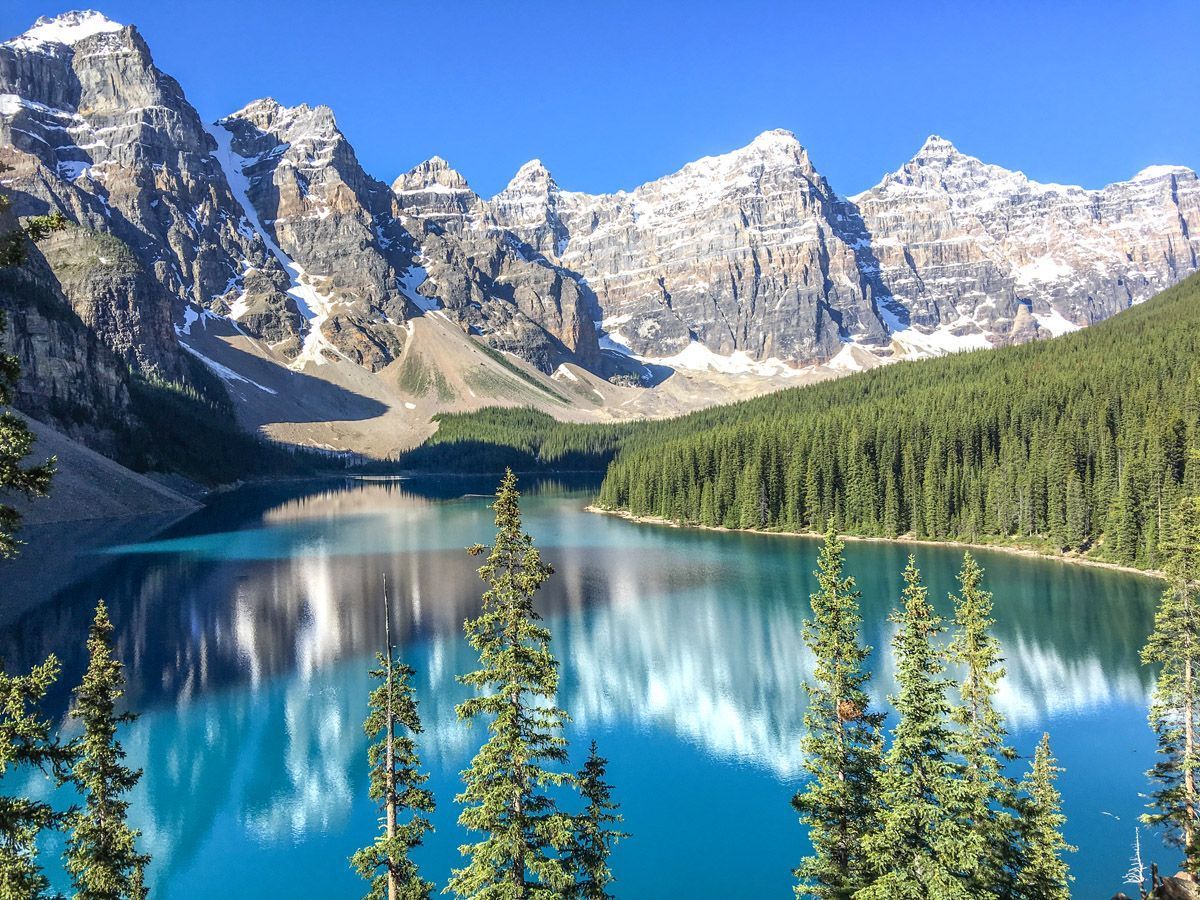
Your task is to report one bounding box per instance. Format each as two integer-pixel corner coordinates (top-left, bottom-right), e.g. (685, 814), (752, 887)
(3, 1), (1197, 197)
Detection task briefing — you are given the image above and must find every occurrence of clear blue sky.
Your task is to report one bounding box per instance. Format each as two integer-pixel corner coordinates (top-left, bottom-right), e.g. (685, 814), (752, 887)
(3, 1), (1197, 198)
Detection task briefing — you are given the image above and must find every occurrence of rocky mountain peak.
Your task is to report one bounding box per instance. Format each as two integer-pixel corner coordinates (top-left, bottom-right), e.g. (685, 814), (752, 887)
(743, 128), (807, 160)
(1133, 164), (1196, 183)
(913, 133), (961, 160)
(393, 155), (473, 194)
(501, 158), (557, 194)
(4, 10), (124, 53)
(225, 98), (340, 148)
(869, 134), (1027, 197)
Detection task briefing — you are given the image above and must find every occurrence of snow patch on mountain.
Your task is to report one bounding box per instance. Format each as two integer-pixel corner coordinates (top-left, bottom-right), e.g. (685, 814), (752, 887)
(206, 121), (340, 367)
(4, 11), (123, 52)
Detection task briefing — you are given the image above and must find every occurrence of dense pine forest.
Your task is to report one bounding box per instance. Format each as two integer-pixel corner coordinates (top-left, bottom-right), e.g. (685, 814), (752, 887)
(589, 272), (1200, 569)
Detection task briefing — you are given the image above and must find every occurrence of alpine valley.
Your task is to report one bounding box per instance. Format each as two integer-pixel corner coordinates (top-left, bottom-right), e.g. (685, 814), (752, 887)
(1, 10), (1198, 463)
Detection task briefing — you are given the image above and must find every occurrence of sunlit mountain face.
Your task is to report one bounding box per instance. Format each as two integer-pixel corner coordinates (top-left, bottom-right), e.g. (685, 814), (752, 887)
(2, 477), (1162, 897)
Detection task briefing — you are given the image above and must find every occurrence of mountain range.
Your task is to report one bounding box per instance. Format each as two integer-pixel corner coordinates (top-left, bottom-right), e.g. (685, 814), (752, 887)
(2, 10), (1197, 459)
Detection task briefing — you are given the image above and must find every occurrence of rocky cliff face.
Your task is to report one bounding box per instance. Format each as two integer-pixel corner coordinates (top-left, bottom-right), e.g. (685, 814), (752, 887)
(462, 131), (1198, 365)
(0, 11), (303, 377)
(850, 136), (1200, 349)
(393, 157), (601, 372)
(213, 99), (414, 371)
(479, 131), (888, 364)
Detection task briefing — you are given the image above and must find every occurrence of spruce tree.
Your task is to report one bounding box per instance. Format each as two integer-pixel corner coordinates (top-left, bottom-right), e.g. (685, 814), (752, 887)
(568, 741), (626, 900)
(792, 529), (883, 898)
(447, 470), (576, 898)
(947, 553), (1021, 897)
(351, 579), (435, 900)
(0, 654), (75, 898)
(64, 602), (150, 900)
(858, 558), (971, 900)
(1014, 734), (1074, 898)
(1141, 494), (1200, 872)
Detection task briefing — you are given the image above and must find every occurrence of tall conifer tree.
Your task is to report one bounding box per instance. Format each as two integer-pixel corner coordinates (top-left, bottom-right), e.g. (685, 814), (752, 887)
(1141, 494), (1200, 872)
(568, 741), (626, 900)
(859, 558), (970, 900)
(0, 655), (74, 898)
(448, 470), (576, 898)
(64, 602), (150, 900)
(947, 553), (1021, 896)
(351, 579), (435, 900)
(1014, 734), (1073, 899)
(792, 529), (883, 898)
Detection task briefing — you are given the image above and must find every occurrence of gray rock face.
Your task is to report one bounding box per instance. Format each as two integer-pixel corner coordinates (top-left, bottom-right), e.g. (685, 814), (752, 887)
(214, 99), (415, 371)
(0, 12), (302, 372)
(468, 131), (1198, 363)
(393, 157), (601, 372)
(0, 224), (131, 450)
(850, 136), (1200, 346)
(478, 131), (889, 364)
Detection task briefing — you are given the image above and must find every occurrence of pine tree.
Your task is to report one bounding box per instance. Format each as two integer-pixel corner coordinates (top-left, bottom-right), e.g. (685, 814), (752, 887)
(448, 470), (576, 898)
(858, 558), (971, 900)
(568, 741), (626, 900)
(947, 553), (1021, 897)
(1141, 494), (1200, 872)
(351, 578), (435, 900)
(64, 602), (150, 900)
(1014, 734), (1074, 898)
(0, 654), (74, 898)
(792, 529), (884, 898)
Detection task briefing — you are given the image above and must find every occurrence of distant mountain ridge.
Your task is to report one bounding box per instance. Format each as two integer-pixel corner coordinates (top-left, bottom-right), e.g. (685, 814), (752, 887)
(1, 10), (1197, 458)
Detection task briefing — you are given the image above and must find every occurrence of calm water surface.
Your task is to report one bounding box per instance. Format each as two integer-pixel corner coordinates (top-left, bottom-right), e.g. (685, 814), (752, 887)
(0, 476), (1168, 897)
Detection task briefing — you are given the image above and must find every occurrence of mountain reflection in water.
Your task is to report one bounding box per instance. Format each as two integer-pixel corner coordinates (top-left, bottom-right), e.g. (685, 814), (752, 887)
(0, 476), (1163, 898)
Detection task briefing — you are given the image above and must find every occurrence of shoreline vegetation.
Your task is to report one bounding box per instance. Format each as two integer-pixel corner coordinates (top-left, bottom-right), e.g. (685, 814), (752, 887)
(585, 504), (1166, 581)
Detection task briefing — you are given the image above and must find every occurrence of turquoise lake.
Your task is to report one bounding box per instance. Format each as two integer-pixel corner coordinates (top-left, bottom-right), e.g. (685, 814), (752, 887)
(0, 476), (1171, 897)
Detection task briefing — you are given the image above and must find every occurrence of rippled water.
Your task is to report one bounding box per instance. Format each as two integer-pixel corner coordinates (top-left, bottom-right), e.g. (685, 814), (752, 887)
(0, 476), (1169, 897)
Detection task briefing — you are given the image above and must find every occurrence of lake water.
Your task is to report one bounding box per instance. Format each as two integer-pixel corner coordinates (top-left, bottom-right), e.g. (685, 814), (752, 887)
(0, 476), (1171, 897)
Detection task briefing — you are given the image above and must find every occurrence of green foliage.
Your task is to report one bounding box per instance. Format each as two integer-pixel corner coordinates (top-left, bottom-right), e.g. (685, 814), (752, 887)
(400, 408), (631, 473)
(1140, 494), (1200, 871)
(593, 272), (1200, 570)
(118, 361), (333, 486)
(1014, 734), (1074, 899)
(63, 603), (149, 900)
(0, 655), (74, 899)
(448, 470), (577, 898)
(568, 741), (626, 900)
(858, 559), (972, 899)
(350, 648), (435, 900)
(947, 553), (1022, 896)
(793, 530), (884, 898)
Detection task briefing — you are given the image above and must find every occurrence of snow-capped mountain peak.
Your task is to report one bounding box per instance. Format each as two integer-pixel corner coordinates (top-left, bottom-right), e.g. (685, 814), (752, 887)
(4, 10), (124, 52)
(1133, 164), (1195, 182)
(501, 159), (556, 192)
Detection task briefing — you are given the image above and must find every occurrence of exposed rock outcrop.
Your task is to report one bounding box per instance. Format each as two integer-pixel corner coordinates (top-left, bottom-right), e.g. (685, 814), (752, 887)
(851, 135), (1200, 346)
(394, 156), (601, 372)
(214, 99), (414, 370)
(0, 12), (303, 370)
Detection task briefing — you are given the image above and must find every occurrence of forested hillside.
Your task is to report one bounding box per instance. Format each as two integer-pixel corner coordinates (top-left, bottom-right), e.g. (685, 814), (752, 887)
(592, 272), (1200, 568)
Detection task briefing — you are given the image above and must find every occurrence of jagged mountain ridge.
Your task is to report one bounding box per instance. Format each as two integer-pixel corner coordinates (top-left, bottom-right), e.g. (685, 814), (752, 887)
(0, 10), (1197, 459)
(432, 130), (1198, 365)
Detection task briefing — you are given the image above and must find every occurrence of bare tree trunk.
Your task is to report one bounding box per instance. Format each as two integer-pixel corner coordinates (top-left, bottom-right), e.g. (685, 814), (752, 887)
(383, 575), (397, 900)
